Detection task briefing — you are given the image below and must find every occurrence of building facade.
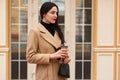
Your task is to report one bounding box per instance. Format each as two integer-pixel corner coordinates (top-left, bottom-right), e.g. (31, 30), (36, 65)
(0, 0), (120, 80)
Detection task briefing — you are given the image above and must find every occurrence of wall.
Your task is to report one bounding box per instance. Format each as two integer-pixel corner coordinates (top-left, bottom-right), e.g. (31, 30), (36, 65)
(92, 0), (120, 80)
(0, 0), (10, 80)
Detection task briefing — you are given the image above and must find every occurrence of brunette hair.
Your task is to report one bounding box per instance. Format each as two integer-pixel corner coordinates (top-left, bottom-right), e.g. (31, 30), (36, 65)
(40, 2), (64, 44)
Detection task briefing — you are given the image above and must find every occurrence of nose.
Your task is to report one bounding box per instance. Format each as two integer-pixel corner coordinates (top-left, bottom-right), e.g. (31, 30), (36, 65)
(54, 13), (57, 18)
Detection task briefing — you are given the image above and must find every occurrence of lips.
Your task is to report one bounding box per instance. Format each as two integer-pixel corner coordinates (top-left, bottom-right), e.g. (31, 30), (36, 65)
(53, 19), (56, 21)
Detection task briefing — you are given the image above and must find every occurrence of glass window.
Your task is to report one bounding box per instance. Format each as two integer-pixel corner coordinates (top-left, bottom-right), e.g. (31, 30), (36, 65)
(20, 25), (27, 42)
(20, 8), (28, 24)
(76, 44), (82, 60)
(10, 0), (28, 80)
(84, 44), (91, 60)
(84, 62), (91, 79)
(76, 9), (83, 24)
(84, 9), (91, 24)
(11, 61), (19, 79)
(75, 62), (82, 79)
(76, 0), (83, 8)
(11, 25), (19, 42)
(11, 0), (19, 7)
(11, 8), (19, 23)
(76, 26), (82, 42)
(84, 26), (91, 42)
(20, 44), (27, 60)
(75, 0), (92, 79)
(85, 0), (92, 8)
(20, 0), (28, 7)
(11, 44), (19, 60)
(20, 62), (27, 79)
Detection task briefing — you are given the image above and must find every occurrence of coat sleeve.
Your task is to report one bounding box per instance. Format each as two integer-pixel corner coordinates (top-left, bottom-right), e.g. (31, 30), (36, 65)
(26, 29), (50, 64)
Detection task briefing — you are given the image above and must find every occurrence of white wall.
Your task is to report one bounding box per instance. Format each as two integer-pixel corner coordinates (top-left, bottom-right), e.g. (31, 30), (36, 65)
(0, 0), (7, 80)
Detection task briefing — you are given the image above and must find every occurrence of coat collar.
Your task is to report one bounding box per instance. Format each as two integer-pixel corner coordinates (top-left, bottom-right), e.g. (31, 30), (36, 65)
(37, 23), (61, 49)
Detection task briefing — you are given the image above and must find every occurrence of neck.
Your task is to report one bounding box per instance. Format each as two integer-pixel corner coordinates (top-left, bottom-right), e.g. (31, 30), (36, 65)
(42, 19), (50, 24)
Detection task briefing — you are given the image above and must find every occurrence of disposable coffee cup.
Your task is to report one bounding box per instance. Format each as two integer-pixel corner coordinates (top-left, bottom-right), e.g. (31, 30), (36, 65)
(61, 45), (68, 49)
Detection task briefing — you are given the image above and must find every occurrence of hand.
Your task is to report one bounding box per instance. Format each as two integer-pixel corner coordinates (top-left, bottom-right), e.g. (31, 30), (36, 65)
(50, 49), (68, 59)
(63, 57), (71, 64)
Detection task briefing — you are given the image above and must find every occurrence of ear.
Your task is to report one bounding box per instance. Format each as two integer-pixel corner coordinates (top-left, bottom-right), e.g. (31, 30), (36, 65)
(43, 14), (46, 18)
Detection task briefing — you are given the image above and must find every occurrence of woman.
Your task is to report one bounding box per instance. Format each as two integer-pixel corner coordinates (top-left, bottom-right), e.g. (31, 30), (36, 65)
(26, 2), (71, 80)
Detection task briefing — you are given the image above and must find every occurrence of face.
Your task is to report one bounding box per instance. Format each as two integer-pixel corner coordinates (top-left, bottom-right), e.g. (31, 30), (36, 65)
(43, 6), (58, 24)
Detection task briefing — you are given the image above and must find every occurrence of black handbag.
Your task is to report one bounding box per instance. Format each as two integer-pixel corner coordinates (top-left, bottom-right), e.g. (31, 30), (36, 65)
(55, 44), (70, 78)
(58, 63), (70, 78)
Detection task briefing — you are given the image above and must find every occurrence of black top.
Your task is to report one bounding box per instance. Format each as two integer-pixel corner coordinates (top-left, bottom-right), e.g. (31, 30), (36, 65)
(41, 20), (55, 36)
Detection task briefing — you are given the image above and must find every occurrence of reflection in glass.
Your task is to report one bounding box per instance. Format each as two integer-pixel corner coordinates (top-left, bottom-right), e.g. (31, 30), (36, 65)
(20, 44), (27, 59)
(76, 9), (83, 24)
(76, 44), (82, 60)
(58, 15), (64, 23)
(76, 0), (83, 8)
(11, 8), (19, 23)
(85, 0), (92, 8)
(75, 0), (92, 79)
(20, 8), (28, 24)
(12, 61), (19, 79)
(11, 0), (19, 7)
(38, 0), (51, 7)
(59, 25), (64, 34)
(76, 26), (82, 42)
(53, 1), (64, 16)
(84, 9), (91, 24)
(84, 44), (91, 60)
(75, 62), (82, 79)
(20, 25), (27, 42)
(11, 25), (19, 42)
(84, 26), (91, 42)
(20, 62), (27, 79)
(11, 44), (18, 60)
(20, 0), (28, 7)
(84, 62), (91, 79)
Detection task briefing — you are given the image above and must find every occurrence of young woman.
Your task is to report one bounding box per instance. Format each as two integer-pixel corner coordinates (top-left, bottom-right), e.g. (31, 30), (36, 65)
(26, 2), (71, 80)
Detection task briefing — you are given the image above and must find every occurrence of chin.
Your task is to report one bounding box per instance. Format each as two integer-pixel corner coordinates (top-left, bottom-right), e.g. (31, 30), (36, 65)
(51, 22), (56, 24)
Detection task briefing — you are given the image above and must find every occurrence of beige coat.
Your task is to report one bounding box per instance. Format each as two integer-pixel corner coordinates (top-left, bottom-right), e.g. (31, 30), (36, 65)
(26, 23), (67, 80)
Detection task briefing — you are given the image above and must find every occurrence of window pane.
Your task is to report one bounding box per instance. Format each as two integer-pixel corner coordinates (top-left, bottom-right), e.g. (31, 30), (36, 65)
(11, 8), (19, 23)
(76, 0), (83, 8)
(11, 44), (18, 60)
(84, 9), (91, 24)
(59, 25), (65, 34)
(11, 0), (19, 7)
(20, 0), (28, 7)
(84, 26), (91, 42)
(11, 25), (19, 42)
(20, 44), (27, 60)
(75, 62), (82, 79)
(20, 8), (28, 24)
(76, 9), (83, 24)
(58, 15), (64, 23)
(85, 0), (92, 8)
(76, 26), (82, 42)
(38, 0), (51, 7)
(84, 62), (91, 79)
(20, 25), (28, 42)
(84, 44), (91, 60)
(11, 61), (19, 79)
(20, 62), (27, 79)
(54, 1), (65, 15)
(76, 44), (82, 60)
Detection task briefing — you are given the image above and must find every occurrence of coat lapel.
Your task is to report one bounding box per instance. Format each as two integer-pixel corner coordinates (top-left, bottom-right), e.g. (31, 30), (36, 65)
(37, 23), (61, 49)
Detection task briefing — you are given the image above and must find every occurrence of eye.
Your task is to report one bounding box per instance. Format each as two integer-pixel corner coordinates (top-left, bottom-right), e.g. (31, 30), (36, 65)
(50, 11), (57, 14)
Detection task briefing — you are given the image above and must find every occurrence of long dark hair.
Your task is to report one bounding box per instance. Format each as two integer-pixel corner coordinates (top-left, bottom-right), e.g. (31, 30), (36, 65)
(40, 2), (64, 44)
